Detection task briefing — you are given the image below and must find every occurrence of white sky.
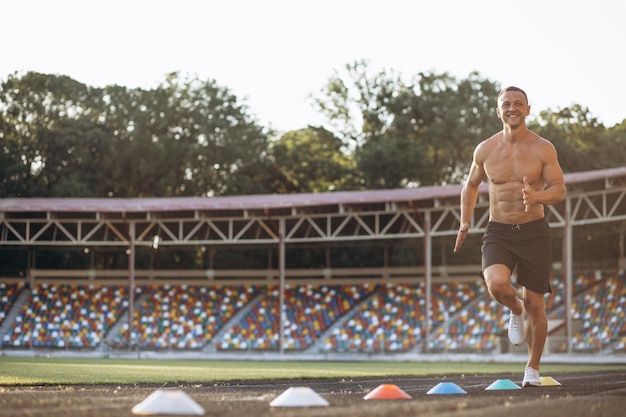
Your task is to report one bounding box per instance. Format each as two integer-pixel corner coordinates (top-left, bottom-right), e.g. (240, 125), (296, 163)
(2, 0), (625, 132)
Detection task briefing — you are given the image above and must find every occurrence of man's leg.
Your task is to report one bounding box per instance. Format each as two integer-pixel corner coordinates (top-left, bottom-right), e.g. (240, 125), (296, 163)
(484, 264), (526, 345)
(523, 287), (547, 370)
(483, 264), (521, 313)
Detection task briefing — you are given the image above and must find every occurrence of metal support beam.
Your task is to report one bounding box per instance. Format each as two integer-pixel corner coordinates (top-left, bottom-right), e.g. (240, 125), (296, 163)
(278, 219), (286, 354)
(127, 222), (136, 350)
(564, 198), (573, 354)
(423, 211), (432, 353)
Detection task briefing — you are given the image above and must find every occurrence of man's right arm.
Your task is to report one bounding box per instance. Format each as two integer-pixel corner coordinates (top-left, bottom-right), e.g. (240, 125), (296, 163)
(454, 152), (485, 252)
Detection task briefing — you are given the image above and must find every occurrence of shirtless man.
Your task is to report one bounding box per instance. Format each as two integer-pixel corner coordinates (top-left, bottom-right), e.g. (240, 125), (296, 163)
(453, 86), (566, 387)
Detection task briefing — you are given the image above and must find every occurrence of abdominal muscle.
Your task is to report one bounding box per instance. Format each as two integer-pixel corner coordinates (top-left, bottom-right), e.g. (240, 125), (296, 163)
(488, 181), (544, 224)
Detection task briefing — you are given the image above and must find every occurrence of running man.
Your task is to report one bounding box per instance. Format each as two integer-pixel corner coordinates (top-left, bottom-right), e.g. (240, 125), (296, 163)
(454, 86), (566, 387)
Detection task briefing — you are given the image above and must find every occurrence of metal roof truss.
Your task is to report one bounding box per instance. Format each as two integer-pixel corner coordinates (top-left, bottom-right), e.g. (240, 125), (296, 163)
(1, 183), (624, 247)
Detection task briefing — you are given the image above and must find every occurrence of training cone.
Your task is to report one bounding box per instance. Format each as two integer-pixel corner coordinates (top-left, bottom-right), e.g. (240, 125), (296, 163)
(131, 389), (205, 415)
(269, 387), (329, 407)
(485, 379), (522, 390)
(364, 384), (412, 400)
(540, 376), (561, 386)
(427, 382), (467, 395)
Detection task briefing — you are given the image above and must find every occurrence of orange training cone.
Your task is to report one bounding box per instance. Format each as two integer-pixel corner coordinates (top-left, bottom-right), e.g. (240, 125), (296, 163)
(364, 384), (412, 400)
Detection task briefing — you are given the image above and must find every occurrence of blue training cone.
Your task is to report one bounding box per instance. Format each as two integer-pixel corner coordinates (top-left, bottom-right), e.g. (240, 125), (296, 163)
(485, 379), (522, 390)
(427, 382), (467, 395)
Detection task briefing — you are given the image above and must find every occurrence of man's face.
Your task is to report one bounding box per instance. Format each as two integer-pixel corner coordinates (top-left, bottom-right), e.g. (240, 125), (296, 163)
(496, 91), (530, 127)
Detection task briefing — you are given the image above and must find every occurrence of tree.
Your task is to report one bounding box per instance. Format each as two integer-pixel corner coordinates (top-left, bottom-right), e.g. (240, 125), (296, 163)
(356, 132), (427, 189)
(94, 73), (273, 197)
(0, 71), (106, 197)
(0, 108), (28, 196)
(313, 62), (502, 187)
(530, 105), (608, 172)
(312, 60), (402, 150)
(0, 71), (272, 197)
(601, 120), (626, 169)
(385, 71), (501, 185)
(269, 126), (357, 193)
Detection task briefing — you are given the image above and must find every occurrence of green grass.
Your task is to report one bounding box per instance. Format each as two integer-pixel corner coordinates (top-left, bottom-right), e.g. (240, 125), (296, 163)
(1, 356), (624, 386)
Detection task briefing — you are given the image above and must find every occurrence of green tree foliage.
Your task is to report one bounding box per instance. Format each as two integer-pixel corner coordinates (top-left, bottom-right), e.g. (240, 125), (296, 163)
(0, 109), (27, 196)
(401, 71), (502, 185)
(0, 72), (105, 196)
(0, 71), (271, 197)
(2, 67), (623, 200)
(530, 105), (606, 172)
(530, 105), (625, 172)
(313, 61), (502, 187)
(602, 120), (626, 167)
(270, 126), (357, 193)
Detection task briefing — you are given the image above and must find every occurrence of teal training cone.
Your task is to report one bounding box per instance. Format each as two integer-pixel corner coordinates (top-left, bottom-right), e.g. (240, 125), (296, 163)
(427, 382), (467, 395)
(485, 379), (522, 390)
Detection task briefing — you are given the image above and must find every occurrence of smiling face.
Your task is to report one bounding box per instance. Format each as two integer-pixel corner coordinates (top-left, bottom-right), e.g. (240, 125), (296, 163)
(496, 89), (530, 128)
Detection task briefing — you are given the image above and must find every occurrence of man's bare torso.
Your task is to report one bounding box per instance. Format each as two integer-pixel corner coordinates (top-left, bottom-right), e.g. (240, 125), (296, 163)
(478, 131), (547, 224)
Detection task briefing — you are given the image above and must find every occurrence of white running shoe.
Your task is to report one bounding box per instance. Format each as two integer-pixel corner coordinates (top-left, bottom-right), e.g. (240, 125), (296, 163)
(522, 366), (542, 387)
(507, 299), (526, 346)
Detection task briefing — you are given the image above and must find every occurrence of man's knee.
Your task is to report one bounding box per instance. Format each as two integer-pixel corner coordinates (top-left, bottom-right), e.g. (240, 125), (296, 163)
(486, 280), (510, 299)
(523, 290), (546, 317)
(483, 265), (513, 298)
(483, 264), (511, 288)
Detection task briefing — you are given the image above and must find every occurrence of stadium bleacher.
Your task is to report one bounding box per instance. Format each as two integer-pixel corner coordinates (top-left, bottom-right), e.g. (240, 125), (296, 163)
(117, 285), (259, 349)
(321, 283), (421, 353)
(2, 284), (128, 348)
(0, 282), (24, 326)
(571, 274), (626, 351)
(0, 271), (624, 353)
(219, 284), (373, 351)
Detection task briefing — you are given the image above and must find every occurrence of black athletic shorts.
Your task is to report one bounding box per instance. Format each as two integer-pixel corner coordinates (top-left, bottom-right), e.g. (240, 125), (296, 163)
(480, 217), (552, 294)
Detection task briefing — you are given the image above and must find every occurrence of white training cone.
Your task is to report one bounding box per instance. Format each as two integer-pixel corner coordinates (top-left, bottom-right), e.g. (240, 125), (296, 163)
(269, 387), (329, 407)
(132, 389), (205, 415)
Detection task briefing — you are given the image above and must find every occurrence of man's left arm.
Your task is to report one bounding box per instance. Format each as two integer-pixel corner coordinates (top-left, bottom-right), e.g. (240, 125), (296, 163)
(522, 143), (566, 209)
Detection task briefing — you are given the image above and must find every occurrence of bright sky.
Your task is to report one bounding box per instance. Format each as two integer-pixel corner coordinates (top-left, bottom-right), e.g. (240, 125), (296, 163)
(3, 0), (625, 132)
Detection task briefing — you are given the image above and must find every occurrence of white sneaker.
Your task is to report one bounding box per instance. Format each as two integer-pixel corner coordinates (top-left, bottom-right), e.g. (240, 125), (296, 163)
(507, 299), (526, 346)
(522, 366), (542, 387)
